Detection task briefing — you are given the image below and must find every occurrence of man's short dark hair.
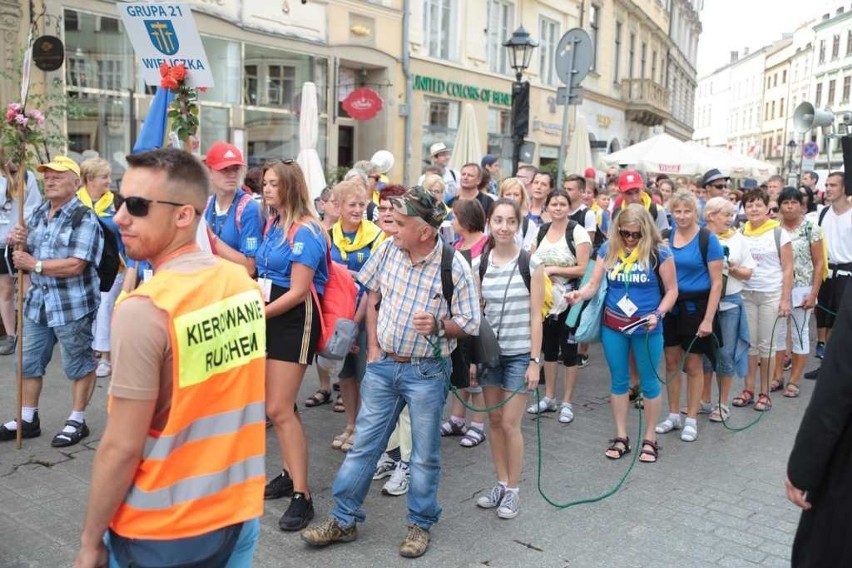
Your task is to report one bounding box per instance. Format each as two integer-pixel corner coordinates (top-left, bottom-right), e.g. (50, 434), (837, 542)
(126, 148), (209, 207)
(804, 170), (819, 183)
(563, 174), (586, 190)
(779, 187), (803, 204)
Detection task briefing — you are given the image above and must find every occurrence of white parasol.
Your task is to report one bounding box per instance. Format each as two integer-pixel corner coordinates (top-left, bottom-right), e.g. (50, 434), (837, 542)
(296, 82), (327, 200)
(450, 103), (483, 168)
(563, 112), (593, 177)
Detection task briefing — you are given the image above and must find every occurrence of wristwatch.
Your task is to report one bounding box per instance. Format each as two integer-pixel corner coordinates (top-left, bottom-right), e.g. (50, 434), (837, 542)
(653, 310), (665, 320)
(530, 356), (541, 365)
(34, 261), (43, 274)
(436, 318), (446, 338)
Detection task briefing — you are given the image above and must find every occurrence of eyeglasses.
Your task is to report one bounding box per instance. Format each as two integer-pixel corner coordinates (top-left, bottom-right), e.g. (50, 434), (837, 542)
(769, 206), (779, 214)
(619, 229), (642, 240)
(114, 194), (199, 217)
(377, 206), (392, 213)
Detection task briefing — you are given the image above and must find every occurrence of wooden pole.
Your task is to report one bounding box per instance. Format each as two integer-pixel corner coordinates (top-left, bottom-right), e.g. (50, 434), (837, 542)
(14, 150), (26, 449)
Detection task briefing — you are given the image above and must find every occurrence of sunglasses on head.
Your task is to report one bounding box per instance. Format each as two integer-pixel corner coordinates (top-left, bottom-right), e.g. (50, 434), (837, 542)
(114, 194), (199, 217)
(619, 229), (642, 240)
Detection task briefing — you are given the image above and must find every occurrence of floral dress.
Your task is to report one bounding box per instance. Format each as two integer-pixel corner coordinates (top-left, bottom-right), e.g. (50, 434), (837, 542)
(786, 219), (823, 287)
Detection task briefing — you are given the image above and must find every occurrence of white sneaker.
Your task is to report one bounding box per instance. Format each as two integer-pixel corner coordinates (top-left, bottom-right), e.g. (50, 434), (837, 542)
(373, 452), (397, 480)
(558, 402), (574, 424)
(655, 414), (683, 434)
(681, 421), (698, 442)
(382, 461), (409, 496)
(526, 396), (557, 414)
(496, 490), (520, 519)
(95, 359), (112, 378)
(476, 483), (506, 509)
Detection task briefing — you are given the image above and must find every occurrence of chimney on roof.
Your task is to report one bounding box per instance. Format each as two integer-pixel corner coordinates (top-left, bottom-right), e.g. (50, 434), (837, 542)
(731, 50), (739, 63)
(743, 47), (750, 56)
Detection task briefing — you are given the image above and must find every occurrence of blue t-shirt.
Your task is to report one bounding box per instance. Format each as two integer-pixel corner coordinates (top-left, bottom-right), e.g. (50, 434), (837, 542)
(257, 220), (328, 294)
(204, 190), (263, 258)
(599, 242), (672, 318)
(330, 230), (376, 273)
(669, 227), (724, 294)
(126, 258), (153, 285)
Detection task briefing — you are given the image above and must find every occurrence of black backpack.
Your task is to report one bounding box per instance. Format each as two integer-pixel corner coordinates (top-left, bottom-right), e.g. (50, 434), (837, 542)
(477, 248), (535, 292)
(535, 220), (579, 259)
(70, 204), (120, 292)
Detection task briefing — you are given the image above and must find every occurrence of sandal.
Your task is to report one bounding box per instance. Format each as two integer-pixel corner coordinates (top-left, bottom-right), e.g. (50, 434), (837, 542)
(459, 426), (486, 448)
(304, 390), (332, 408)
(732, 390), (754, 407)
(783, 383), (800, 398)
(769, 379), (784, 393)
(440, 419), (467, 437)
(50, 420), (90, 448)
(754, 393), (772, 412)
(605, 437), (631, 460)
(628, 385), (640, 401)
(332, 396), (345, 413)
(639, 439), (660, 463)
(340, 431), (356, 452)
(331, 427), (353, 449)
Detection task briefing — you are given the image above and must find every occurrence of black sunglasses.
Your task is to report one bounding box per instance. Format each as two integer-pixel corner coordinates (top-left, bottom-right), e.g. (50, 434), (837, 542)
(711, 183), (728, 190)
(619, 229), (642, 240)
(114, 194), (199, 217)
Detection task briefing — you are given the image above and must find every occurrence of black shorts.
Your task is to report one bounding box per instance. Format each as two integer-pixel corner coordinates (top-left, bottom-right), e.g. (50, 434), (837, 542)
(542, 310), (578, 367)
(265, 284), (321, 364)
(816, 276), (850, 329)
(338, 326), (367, 380)
(663, 295), (718, 356)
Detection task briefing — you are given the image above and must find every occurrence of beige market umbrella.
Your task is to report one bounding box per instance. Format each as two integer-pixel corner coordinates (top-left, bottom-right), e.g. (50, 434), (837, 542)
(296, 82), (327, 200)
(450, 103), (482, 168)
(563, 112), (593, 177)
(601, 132), (707, 175)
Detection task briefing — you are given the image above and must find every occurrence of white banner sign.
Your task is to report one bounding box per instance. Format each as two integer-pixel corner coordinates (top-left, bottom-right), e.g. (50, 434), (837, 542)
(118, 3), (214, 88)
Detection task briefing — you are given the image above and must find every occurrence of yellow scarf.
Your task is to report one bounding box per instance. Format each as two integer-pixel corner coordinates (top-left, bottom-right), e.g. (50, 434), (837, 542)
(591, 202), (603, 226)
(620, 191), (653, 212)
(716, 228), (738, 240)
(742, 219), (779, 237)
(77, 187), (114, 217)
(610, 247), (640, 279)
(332, 220), (384, 261)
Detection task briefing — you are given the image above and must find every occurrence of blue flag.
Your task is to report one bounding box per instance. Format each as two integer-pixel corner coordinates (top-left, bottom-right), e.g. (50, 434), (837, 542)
(132, 87), (174, 153)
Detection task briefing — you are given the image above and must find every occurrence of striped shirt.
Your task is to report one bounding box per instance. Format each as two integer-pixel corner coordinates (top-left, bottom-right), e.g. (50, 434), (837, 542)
(473, 253), (531, 356)
(358, 239), (479, 357)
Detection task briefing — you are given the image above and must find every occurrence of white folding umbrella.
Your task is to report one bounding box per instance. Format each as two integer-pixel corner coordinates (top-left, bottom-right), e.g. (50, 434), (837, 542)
(687, 142), (779, 179)
(296, 82), (327, 200)
(450, 103), (482, 168)
(563, 112), (593, 177)
(600, 132), (708, 175)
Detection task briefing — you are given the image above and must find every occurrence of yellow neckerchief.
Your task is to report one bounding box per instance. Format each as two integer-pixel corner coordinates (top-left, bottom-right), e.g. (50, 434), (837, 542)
(372, 188), (381, 205)
(591, 202), (604, 226)
(76, 187), (114, 217)
(716, 227), (738, 240)
(332, 220), (384, 261)
(610, 247), (641, 279)
(742, 219), (779, 237)
(620, 191), (653, 212)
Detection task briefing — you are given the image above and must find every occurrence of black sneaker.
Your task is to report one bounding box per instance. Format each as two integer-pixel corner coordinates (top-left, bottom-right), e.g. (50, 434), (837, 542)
(577, 354), (590, 368)
(279, 492), (314, 532)
(804, 367), (820, 380)
(265, 470), (294, 500)
(0, 412), (41, 441)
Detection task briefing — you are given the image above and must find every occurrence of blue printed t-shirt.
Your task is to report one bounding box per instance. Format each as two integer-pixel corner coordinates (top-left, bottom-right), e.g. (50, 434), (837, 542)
(599, 242), (672, 318)
(126, 258), (153, 285)
(330, 231), (377, 273)
(257, 220), (328, 294)
(204, 190), (263, 257)
(669, 227), (724, 294)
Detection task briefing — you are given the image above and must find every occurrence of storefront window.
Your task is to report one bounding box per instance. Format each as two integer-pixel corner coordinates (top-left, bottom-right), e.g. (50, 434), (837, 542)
(422, 97), (459, 168)
(200, 106), (230, 154)
(487, 107), (512, 175)
(244, 109), (327, 167)
(200, 36), (241, 105)
(64, 10), (134, 91)
(243, 45), (327, 111)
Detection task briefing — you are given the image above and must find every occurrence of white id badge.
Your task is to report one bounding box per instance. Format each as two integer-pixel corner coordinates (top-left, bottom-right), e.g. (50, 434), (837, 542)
(142, 269), (153, 282)
(616, 295), (638, 317)
(258, 277), (272, 303)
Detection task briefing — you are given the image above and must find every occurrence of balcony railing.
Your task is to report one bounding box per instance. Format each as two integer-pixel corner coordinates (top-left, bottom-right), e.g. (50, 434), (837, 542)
(621, 78), (671, 126)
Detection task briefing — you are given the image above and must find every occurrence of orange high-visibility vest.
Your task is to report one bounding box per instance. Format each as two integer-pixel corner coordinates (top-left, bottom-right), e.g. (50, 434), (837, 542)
(110, 258), (266, 540)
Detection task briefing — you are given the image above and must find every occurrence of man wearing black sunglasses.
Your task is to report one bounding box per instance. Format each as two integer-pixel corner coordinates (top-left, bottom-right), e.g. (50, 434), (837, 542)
(76, 148), (265, 567)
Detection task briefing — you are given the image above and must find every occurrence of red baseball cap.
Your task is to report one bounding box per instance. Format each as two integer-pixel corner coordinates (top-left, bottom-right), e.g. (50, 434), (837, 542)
(584, 167), (596, 178)
(205, 142), (246, 170)
(618, 170), (645, 193)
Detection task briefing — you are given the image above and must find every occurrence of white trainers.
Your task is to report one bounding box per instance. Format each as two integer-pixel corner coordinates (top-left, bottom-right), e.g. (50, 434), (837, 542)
(526, 396), (557, 414)
(381, 461), (409, 496)
(373, 452), (397, 480)
(655, 414), (683, 434)
(476, 483), (506, 509)
(95, 359), (112, 378)
(558, 402), (574, 424)
(496, 490), (520, 519)
(680, 420), (698, 442)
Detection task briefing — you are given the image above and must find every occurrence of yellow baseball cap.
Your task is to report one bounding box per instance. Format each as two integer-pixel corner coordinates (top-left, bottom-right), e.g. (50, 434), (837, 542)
(37, 155), (81, 177)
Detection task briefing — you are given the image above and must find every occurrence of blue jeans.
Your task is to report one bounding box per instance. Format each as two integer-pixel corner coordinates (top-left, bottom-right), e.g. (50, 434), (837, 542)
(601, 326), (663, 399)
(20, 313), (96, 379)
(715, 305), (741, 377)
(105, 517), (260, 567)
(480, 352), (530, 393)
(331, 355), (450, 530)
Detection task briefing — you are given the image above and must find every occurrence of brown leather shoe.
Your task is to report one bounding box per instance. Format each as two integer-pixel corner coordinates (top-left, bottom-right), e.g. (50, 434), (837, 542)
(399, 524), (430, 558)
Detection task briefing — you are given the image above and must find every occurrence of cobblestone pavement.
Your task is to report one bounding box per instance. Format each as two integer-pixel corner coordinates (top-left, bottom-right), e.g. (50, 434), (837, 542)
(0, 343), (812, 567)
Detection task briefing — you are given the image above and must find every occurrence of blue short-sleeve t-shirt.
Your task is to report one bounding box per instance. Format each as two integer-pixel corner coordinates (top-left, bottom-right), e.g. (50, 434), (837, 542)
(669, 227), (724, 294)
(204, 190), (263, 258)
(599, 242), (672, 317)
(257, 220), (328, 294)
(330, 231), (378, 273)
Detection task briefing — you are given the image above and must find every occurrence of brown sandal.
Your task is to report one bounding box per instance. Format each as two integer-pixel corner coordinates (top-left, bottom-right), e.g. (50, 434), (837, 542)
(605, 437), (631, 460)
(769, 379), (784, 393)
(639, 439), (660, 463)
(304, 390), (332, 407)
(754, 393), (772, 412)
(332, 396), (345, 413)
(732, 390), (754, 407)
(783, 383), (800, 398)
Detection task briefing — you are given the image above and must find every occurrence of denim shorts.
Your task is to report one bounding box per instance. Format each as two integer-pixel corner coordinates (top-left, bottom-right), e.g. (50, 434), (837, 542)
(20, 313), (96, 380)
(480, 352), (530, 393)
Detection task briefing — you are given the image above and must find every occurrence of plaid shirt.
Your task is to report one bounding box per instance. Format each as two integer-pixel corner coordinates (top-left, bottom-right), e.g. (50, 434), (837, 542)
(24, 198), (103, 327)
(358, 239), (479, 357)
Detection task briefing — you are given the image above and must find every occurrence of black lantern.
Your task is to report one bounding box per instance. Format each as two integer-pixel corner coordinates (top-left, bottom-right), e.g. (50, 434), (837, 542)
(503, 27), (538, 175)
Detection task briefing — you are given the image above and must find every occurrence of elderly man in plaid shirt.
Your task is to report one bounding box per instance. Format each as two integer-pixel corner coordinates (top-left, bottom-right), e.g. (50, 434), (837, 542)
(3, 156), (103, 448)
(302, 186), (479, 559)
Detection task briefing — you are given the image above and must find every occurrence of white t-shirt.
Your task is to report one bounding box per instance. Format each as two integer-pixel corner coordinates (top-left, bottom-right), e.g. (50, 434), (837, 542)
(530, 223), (592, 314)
(570, 205), (597, 236)
(718, 231), (756, 310)
(742, 227), (791, 292)
(473, 253), (532, 356)
(819, 205), (852, 264)
(516, 217), (538, 251)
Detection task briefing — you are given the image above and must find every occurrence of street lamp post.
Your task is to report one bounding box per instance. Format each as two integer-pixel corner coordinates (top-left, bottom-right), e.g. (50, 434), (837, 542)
(503, 26), (538, 175)
(786, 139), (798, 185)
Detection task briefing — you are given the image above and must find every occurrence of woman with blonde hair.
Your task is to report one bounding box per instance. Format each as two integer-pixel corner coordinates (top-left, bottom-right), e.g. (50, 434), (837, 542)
(257, 160), (329, 531)
(499, 177), (537, 250)
(566, 203), (678, 463)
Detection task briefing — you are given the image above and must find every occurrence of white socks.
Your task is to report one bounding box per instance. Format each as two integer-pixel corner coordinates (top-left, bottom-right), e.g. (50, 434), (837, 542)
(63, 411), (86, 434)
(4, 407), (36, 430)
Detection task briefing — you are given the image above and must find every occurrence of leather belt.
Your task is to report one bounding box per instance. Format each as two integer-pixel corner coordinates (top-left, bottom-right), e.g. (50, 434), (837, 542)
(385, 352), (412, 363)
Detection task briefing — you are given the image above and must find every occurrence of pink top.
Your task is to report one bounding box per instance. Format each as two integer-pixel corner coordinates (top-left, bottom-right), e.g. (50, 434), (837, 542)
(455, 234), (489, 258)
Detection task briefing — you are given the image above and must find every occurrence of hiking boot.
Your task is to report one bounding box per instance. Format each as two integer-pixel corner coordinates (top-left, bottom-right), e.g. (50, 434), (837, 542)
(301, 516), (357, 547)
(399, 524), (430, 558)
(279, 492), (314, 531)
(264, 470), (294, 500)
(373, 452), (397, 480)
(496, 490), (520, 519)
(382, 461), (410, 496)
(0, 412), (41, 441)
(476, 483), (506, 509)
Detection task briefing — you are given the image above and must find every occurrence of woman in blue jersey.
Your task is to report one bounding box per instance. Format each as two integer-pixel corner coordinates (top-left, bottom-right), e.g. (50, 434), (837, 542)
(566, 203), (678, 463)
(328, 180), (384, 453)
(656, 191), (723, 443)
(257, 160), (329, 532)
